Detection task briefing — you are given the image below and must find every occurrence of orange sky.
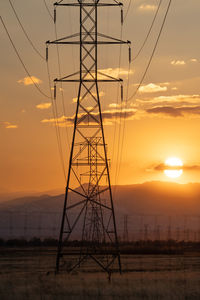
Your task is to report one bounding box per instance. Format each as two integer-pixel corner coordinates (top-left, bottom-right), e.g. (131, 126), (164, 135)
(1, 0), (200, 194)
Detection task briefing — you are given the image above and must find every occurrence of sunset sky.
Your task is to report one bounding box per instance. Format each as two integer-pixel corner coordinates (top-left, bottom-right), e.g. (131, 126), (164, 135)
(1, 0), (200, 194)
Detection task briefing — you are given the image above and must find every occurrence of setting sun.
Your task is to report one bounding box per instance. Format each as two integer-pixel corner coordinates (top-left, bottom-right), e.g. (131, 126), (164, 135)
(164, 157), (183, 179)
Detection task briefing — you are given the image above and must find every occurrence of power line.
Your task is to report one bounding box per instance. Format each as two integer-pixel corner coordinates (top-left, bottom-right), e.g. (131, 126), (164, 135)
(115, 0), (171, 183)
(7, 0), (67, 178)
(44, 2), (70, 151)
(112, 25), (123, 194)
(128, 0), (172, 102)
(0, 16), (51, 100)
(8, 0), (45, 61)
(116, 62), (131, 186)
(114, 0), (161, 186)
(132, 0), (163, 61)
(54, 24), (70, 150)
(1, 14), (66, 179)
(124, 0), (132, 22)
(46, 61), (67, 179)
(43, 0), (54, 21)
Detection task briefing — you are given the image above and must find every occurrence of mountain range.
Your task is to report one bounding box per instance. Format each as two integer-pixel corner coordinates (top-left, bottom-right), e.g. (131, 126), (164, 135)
(0, 181), (199, 239)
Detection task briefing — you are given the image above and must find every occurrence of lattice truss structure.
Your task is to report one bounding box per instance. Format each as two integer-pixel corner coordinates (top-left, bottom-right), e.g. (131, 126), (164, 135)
(47, 0), (130, 274)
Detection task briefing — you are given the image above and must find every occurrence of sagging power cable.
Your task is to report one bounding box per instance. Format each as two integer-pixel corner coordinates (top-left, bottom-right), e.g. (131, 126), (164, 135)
(0, 16), (51, 99)
(46, 62), (67, 179)
(128, 0), (172, 102)
(124, 0), (132, 22)
(1, 15), (66, 178)
(132, 0), (163, 61)
(8, 0), (45, 61)
(43, 0), (54, 21)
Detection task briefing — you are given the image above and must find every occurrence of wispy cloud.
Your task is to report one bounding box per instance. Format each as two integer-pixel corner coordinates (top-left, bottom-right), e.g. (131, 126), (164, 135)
(17, 76), (42, 86)
(138, 4), (157, 12)
(0, 121), (18, 129)
(109, 103), (122, 108)
(36, 102), (52, 110)
(146, 106), (182, 117)
(190, 58), (198, 63)
(137, 94), (200, 104)
(5, 125), (18, 129)
(171, 60), (186, 66)
(152, 163), (200, 172)
(41, 108), (136, 127)
(139, 83), (167, 93)
(98, 68), (133, 79)
(146, 105), (200, 117)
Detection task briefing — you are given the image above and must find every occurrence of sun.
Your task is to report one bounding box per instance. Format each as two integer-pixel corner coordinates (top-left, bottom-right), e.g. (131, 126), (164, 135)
(164, 157), (183, 179)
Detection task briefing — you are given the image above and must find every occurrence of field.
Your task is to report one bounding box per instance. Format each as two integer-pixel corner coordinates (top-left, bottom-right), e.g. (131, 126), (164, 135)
(0, 247), (200, 299)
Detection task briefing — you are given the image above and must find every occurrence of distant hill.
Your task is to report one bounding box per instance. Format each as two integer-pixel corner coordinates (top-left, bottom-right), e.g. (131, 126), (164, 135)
(0, 181), (199, 239)
(113, 181), (200, 215)
(1, 181), (200, 214)
(0, 188), (64, 202)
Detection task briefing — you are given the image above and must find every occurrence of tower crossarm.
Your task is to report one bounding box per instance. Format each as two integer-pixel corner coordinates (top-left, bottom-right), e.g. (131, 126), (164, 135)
(54, 1), (123, 7)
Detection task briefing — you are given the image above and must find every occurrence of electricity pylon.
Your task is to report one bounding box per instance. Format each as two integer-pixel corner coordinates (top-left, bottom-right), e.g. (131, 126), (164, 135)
(47, 0), (130, 275)
(123, 214), (129, 242)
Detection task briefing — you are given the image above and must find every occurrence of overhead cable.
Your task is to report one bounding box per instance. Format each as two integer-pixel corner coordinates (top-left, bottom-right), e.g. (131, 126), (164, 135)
(44, 0), (70, 149)
(132, 0), (163, 61)
(1, 14), (66, 178)
(43, 0), (54, 21)
(112, 24), (123, 194)
(54, 24), (70, 149)
(46, 61), (67, 179)
(116, 62), (131, 186)
(0, 16), (51, 99)
(128, 0), (172, 102)
(124, 0), (132, 22)
(8, 0), (45, 61)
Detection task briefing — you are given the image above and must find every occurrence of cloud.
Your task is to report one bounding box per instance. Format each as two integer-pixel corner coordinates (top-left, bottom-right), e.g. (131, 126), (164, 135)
(17, 76), (42, 86)
(138, 94), (200, 104)
(98, 68), (133, 79)
(76, 68), (132, 81)
(41, 115), (67, 127)
(109, 103), (121, 108)
(146, 105), (200, 117)
(138, 4), (157, 11)
(190, 58), (197, 63)
(72, 96), (80, 103)
(41, 108), (136, 127)
(153, 163), (200, 172)
(5, 125), (18, 129)
(139, 83), (167, 93)
(36, 102), (52, 110)
(171, 60), (186, 66)
(146, 106), (182, 117)
(0, 121), (18, 129)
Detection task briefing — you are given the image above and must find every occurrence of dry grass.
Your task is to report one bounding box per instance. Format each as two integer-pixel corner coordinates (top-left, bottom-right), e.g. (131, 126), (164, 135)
(0, 248), (200, 299)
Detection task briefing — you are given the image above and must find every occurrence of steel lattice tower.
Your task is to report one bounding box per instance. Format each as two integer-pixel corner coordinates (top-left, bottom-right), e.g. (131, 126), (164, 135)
(47, 0), (130, 275)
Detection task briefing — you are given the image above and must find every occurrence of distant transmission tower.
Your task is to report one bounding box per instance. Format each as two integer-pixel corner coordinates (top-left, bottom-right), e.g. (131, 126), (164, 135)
(47, 0), (130, 274)
(144, 224), (149, 241)
(123, 214), (129, 242)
